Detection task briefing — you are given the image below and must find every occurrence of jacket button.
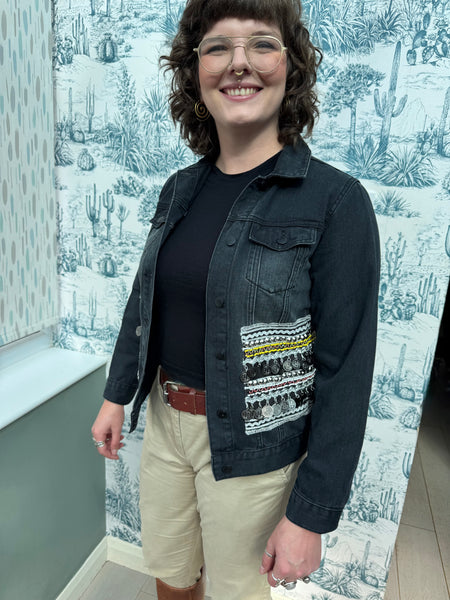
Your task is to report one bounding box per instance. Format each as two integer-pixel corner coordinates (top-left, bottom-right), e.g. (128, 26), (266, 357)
(217, 410), (228, 419)
(277, 231), (288, 245)
(216, 351), (225, 360)
(222, 466), (232, 474)
(215, 298), (225, 308)
(135, 325), (142, 336)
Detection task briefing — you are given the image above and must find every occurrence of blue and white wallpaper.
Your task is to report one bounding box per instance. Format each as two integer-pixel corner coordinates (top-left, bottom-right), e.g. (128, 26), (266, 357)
(52, 0), (450, 598)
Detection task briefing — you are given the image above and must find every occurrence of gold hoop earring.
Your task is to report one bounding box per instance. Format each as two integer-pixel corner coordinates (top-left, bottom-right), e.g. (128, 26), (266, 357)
(194, 101), (210, 121)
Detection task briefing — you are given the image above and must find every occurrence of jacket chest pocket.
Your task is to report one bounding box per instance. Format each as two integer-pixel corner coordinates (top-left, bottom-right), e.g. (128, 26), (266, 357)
(246, 223), (317, 293)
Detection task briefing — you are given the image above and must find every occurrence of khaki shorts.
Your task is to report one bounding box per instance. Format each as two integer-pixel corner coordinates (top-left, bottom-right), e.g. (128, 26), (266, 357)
(139, 373), (303, 600)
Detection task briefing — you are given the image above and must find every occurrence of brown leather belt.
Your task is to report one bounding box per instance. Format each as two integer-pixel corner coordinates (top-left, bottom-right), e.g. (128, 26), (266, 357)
(159, 368), (206, 416)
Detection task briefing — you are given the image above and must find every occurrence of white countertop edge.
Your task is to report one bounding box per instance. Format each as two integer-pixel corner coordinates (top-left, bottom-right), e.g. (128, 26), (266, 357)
(0, 348), (107, 431)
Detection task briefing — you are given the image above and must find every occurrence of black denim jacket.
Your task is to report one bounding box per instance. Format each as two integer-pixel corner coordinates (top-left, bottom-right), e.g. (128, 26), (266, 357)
(104, 138), (380, 533)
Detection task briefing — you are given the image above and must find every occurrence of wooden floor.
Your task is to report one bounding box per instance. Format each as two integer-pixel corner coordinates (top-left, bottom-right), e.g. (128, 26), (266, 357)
(79, 376), (450, 600)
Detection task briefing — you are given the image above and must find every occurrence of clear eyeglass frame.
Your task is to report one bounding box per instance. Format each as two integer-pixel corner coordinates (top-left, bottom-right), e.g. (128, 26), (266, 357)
(193, 35), (288, 74)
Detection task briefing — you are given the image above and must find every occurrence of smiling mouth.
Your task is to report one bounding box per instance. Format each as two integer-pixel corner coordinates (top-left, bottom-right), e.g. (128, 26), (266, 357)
(222, 87), (261, 97)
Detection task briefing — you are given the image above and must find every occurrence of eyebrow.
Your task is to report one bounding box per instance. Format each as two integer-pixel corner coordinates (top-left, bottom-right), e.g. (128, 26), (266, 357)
(206, 29), (281, 38)
(251, 29), (280, 36)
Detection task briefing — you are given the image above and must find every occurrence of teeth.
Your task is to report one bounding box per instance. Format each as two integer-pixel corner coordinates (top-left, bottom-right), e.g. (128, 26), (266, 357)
(225, 88), (259, 97)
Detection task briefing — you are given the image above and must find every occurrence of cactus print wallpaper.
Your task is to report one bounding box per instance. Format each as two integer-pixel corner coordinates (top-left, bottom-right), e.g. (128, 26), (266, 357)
(52, 0), (450, 598)
(1, 0), (57, 346)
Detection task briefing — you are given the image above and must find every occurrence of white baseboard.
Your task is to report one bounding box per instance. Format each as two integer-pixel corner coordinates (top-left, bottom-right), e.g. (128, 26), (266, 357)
(106, 536), (150, 575)
(55, 537), (108, 600)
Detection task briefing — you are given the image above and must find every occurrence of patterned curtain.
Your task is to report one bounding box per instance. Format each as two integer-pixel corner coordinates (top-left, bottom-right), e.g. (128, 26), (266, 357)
(0, 0), (57, 346)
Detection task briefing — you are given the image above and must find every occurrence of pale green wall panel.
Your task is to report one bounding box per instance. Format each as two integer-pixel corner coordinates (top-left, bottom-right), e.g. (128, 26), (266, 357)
(0, 368), (106, 600)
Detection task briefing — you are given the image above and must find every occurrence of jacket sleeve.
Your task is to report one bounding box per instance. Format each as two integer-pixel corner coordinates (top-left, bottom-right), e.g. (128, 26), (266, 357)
(102, 172), (178, 405)
(285, 180), (380, 533)
(103, 271), (141, 404)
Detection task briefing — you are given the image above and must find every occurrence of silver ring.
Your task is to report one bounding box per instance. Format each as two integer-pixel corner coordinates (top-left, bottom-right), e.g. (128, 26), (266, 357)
(302, 576), (311, 584)
(282, 581), (297, 590)
(264, 550), (273, 558)
(92, 437), (106, 448)
(271, 573), (284, 586)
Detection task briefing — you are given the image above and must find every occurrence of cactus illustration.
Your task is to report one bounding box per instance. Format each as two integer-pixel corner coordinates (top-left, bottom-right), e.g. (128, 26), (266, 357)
(76, 233), (91, 267)
(68, 86), (73, 135)
(77, 148), (95, 171)
(71, 13), (90, 56)
(86, 183), (101, 237)
(89, 291), (97, 330)
(70, 204), (79, 229)
(320, 534), (338, 568)
(385, 233), (406, 285)
(360, 540), (370, 581)
(437, 87), (450, 156)
(105, 0), (111, 17)
(86, 83), (95, 134)
(72, 290), (78, 331)
(402, 451), (412, 478)
(400, 407), (421, 429)
(116, 204), (130, 239)
(349, 452), (369, 504)
(374, 41), (407, 154)
(418, 272), (438, 314)
(394, 343), (406, 395)
(102, 189), (115, 241)
(446, 225), (450, 259)
(90, 0), (95, 15)
(380, 487), (400, 523)
(100, 254), (118, 277)
(98, 33), (118, 62)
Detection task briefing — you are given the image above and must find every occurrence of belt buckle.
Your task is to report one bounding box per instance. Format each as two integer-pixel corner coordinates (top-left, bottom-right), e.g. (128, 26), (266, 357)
(162, 380), (179, 406)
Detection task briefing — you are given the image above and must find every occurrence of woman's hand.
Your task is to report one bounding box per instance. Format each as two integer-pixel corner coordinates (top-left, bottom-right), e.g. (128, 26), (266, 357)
(260, 516), (321, 587)
(91, 399), (125, 460)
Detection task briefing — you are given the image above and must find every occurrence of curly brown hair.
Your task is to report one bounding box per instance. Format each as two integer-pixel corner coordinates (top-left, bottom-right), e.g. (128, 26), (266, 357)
(161, 0), (322, 157)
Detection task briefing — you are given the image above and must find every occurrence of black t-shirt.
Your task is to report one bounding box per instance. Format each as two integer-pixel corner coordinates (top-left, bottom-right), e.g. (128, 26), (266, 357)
(152, 152), (280, 389)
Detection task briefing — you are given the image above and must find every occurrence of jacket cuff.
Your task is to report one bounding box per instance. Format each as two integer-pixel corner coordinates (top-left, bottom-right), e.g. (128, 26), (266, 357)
(286, 489), (342, 534)
(103, 379), (137, 405)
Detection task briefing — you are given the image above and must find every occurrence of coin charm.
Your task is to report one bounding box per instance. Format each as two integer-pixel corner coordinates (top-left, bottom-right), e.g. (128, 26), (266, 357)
(270, 360), (280, 375)
(288, 398), (297, 410)
(283, 359), (293, 371)
(262, 404), (274, 418)
(291, 357), (301, 370)
(281, 399), (290, 412)
(272, 404), (282, 417)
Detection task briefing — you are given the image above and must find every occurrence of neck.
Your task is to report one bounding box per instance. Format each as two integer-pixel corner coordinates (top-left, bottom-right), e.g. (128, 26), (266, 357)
(215, 126), (283, 174)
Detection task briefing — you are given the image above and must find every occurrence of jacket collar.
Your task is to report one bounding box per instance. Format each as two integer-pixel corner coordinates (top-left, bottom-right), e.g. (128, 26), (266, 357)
(188, 135), (312, 181)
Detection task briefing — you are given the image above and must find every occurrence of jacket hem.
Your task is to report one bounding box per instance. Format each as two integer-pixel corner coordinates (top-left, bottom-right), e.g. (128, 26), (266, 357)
(285, 490), (342, 533)
(103, 380), (137, 405)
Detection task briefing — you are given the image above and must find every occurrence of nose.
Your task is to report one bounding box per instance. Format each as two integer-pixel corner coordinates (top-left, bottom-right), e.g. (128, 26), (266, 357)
(230, 43), (252, 74)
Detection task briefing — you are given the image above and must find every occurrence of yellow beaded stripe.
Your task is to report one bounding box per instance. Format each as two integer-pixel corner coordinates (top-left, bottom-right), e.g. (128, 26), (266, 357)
(243, 333), (316, 359)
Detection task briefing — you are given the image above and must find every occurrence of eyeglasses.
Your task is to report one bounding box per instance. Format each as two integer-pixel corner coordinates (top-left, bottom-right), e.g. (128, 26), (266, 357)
(194, 35), (287, 74)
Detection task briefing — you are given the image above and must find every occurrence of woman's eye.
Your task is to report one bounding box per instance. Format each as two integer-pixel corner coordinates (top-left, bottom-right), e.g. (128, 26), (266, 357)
(251, 39), (278, 51)
(205, 44), (229, 54)
(202, 39), (231, 55)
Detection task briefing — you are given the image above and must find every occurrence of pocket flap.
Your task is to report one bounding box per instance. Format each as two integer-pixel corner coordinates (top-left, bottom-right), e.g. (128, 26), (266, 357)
(249, 223), (317, 250)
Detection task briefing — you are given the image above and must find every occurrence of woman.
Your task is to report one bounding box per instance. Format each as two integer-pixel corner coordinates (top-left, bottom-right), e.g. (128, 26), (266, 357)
(92, 0), (380, 598)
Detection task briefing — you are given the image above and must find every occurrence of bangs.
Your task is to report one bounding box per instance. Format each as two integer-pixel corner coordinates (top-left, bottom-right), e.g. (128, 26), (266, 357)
(195, 0), (297, 40)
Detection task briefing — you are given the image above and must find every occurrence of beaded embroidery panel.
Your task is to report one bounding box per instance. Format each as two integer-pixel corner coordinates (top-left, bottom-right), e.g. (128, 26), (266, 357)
(240, 315), (316, 435)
